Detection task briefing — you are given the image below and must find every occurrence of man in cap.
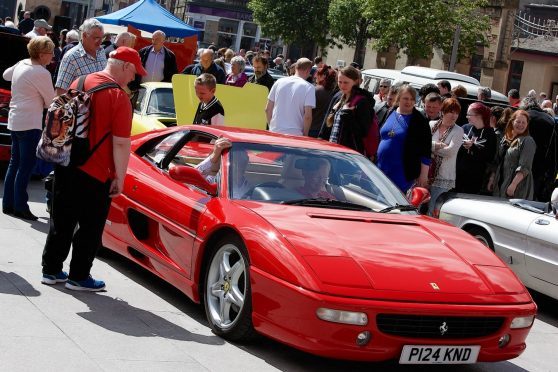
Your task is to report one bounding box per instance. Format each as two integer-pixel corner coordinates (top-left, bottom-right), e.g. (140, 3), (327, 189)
(25, 19), (51, 38)
(41, 47), (147, 292)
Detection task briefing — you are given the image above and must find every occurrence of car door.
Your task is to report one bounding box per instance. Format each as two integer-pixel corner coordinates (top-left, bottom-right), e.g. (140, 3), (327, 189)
(124, 130), (216, 279)
(525, 213), (558, 286)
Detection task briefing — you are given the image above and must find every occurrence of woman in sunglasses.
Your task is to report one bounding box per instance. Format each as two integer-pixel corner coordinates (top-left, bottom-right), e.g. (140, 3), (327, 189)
(455, 102), (497, 194)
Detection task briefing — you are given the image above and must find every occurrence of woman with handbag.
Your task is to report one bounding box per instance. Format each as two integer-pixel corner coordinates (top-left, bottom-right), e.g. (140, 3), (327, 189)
(318, 66), (377, 159)
(2, 36), (55, 220)
(427, 98), (464, 216)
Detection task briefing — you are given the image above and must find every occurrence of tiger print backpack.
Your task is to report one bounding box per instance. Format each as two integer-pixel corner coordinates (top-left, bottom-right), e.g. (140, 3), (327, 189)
(36, 75), (120, 167)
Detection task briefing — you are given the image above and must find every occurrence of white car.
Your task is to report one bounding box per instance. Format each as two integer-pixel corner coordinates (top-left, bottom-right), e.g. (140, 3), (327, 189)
(436, 192), (558, 300)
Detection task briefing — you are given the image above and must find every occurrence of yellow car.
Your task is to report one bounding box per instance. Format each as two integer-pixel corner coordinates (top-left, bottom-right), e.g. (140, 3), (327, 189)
(131, 82), (176, 135)
(132, 77), (270, 135)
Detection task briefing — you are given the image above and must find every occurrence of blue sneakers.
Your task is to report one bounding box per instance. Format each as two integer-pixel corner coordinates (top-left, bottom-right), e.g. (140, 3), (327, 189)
(65, 275), (106, 292)
(41, 271), (69, 285)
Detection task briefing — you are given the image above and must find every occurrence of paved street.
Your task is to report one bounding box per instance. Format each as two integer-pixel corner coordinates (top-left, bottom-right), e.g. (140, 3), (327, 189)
(1, 179), (557, 372)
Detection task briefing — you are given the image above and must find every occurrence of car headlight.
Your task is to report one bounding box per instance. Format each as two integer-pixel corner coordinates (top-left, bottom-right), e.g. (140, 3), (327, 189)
(510, 315), (535, 329)
(316, 308), (368, 326)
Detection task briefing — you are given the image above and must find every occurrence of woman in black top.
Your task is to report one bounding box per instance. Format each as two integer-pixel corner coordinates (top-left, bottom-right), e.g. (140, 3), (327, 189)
(455, 102), (497, 194)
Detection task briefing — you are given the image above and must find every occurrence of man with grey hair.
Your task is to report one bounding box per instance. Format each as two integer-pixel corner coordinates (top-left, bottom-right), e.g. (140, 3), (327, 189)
(265, 58), (315, 136)
(374, 78), (391, 103)
(104, 31), (136, 58)
(55, 18), (107, 95)
(182, 48), (226, 84)
(136, 30), (177, 84)
(477, 86), (491, 102)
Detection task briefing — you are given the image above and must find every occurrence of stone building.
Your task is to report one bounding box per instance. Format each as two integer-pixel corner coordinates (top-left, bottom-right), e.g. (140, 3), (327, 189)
(326, 0), (558, 98)
(173, 0), (283, 54)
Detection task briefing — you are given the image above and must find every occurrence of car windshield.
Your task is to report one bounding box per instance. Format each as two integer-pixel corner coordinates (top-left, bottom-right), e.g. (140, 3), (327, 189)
(228, 143), (412, 212)
(146, 88), (175, 116)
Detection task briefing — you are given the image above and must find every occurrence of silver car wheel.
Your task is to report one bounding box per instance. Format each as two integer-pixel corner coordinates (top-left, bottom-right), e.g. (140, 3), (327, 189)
(206, 243), (246, 330)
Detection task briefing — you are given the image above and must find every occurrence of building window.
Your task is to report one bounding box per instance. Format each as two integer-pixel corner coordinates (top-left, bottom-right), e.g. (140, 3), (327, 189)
(218, 18), (238, 48)
(507, 60), (524, 93)
(469, 54), (482, 82)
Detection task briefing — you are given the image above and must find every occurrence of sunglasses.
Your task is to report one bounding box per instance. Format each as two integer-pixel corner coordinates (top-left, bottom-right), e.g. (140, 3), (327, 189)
(379, 85), (389, 88)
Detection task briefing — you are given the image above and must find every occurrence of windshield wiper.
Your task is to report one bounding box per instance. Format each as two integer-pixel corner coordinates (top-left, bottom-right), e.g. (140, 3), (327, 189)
(281, 198), (372, 211)
(378, 204), (418, 213)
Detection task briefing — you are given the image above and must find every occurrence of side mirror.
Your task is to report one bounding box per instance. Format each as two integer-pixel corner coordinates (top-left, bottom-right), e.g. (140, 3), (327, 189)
(409, 187), (431, 207)
(169, 165), (217, 196)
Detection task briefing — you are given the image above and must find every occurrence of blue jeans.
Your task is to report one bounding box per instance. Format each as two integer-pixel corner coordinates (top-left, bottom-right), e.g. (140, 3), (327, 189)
(3, 129), (42, 212)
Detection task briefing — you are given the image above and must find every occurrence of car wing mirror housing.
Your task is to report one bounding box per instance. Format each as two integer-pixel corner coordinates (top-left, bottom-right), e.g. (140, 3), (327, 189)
(409, 187), (431, 207)
(169, 165), (217, 196)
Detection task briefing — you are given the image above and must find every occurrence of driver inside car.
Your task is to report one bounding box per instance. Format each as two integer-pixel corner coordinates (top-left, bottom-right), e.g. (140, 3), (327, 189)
(195, 137), (250, 197)
(296, 158), (337, 199)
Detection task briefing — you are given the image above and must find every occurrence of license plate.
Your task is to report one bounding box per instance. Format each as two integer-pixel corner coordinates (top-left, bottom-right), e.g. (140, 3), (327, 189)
(399, 345), (480, 364)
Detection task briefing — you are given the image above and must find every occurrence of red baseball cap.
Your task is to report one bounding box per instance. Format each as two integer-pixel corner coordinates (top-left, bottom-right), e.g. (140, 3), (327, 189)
(109, 46), (147, 76)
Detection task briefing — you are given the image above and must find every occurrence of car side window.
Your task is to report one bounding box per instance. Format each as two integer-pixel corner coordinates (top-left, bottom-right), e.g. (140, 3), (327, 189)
(171, 133), (214, 168)
(144, 131), (184, 164)
(133, 87), (146, 114)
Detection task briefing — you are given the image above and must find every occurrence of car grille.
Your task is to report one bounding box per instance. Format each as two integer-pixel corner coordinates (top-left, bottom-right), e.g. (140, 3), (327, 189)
(376, 314), (505, 339)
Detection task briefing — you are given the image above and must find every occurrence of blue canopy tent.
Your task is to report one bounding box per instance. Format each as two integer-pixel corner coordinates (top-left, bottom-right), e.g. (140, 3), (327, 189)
(96, 0), (200, 38)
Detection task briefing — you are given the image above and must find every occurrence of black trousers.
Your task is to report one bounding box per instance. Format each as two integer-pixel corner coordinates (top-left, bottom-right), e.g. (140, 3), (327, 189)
(42, 166), (111, 281)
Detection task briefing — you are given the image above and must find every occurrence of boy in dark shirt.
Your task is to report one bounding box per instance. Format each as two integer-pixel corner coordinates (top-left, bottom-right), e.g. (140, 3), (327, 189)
(193, 73), (225, 125)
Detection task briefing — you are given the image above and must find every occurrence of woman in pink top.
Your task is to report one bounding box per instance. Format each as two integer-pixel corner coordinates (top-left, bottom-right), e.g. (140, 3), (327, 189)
(2, 36), (55, 220)
(225, 56), (248, 87)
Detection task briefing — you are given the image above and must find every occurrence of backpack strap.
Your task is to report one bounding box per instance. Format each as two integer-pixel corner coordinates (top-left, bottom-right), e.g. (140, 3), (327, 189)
(86, 82), (121, 94)
(77, 75), (87, 91)
(75, 75), (120, 94)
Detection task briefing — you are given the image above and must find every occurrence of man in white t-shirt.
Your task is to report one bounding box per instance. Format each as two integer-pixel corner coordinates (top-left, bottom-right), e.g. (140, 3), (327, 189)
(265, 58), (315, 136)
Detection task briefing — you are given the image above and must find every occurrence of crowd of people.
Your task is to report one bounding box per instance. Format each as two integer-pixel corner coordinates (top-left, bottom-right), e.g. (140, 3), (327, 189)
(182, 45), (557, 213)
(2, 14), (558, 289)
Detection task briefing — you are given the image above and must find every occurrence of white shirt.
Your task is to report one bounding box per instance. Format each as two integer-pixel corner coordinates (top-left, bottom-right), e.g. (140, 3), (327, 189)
(430, 121), (464, 189)
(268, 76), (315, 135)
(3, 59), (56, 131)
(142, 48), (165, 83)
(25, 29), (39, 38)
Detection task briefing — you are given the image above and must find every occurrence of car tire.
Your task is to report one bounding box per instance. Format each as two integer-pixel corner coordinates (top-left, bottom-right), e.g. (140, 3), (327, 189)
(466, 226), (494, 251)
(203, 235), (256, 341)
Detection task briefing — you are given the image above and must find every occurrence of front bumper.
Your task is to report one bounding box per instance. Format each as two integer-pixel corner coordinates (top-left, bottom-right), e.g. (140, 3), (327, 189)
(250, 268), (536, 362)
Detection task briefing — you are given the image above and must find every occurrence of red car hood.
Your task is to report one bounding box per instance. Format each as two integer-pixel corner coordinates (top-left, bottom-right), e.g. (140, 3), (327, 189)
(241, 202), (528, 303)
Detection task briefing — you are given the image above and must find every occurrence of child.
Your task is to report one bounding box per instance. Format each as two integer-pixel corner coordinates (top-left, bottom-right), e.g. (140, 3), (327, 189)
(193, 73), (225, 125)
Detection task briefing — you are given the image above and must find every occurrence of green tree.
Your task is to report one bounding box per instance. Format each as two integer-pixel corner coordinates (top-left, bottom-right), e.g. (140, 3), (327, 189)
(328, 0), (377, 66)
(369, 0), (490, 65)
(248, 0), (331, 51)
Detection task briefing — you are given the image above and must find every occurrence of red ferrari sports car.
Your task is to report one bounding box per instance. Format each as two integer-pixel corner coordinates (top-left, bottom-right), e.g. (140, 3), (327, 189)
(103, 125), (536, 363)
